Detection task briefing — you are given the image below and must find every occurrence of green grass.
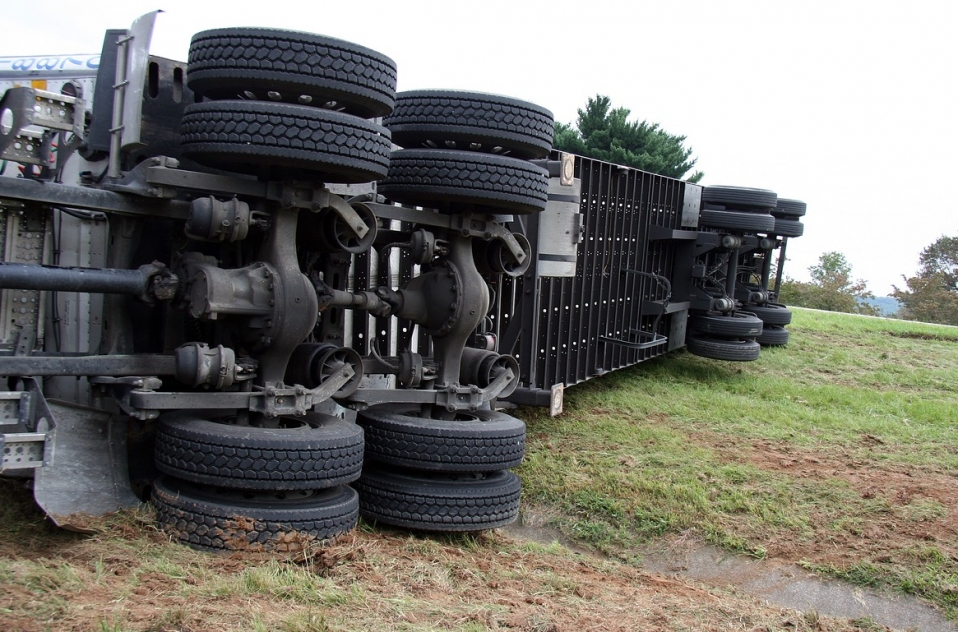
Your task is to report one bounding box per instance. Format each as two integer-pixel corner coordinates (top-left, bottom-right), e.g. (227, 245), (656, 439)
(517, 308), (958, 613)
(3, 307), (957, 628)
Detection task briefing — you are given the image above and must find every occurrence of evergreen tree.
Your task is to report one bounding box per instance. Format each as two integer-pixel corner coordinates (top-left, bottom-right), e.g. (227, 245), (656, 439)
(554, 95), (703, 182)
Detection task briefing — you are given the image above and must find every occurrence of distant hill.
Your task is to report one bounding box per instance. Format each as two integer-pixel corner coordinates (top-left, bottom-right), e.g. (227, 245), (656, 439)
(860, 296), (901, 316)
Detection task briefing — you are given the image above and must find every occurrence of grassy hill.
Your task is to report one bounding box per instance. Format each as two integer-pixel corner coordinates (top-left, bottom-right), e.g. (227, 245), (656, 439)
(2, 308), (957, 630)
(520, 308), (958, 614)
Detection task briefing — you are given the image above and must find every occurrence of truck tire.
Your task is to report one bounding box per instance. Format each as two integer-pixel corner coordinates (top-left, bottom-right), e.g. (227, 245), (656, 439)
(757, 325), (790, 346)
(772, 219), (805, 238)
(384, 90), (554, 159)
(154, 411), (364, 490)
(358, 406), (525, 472)
(699, 209), (775, 233)
(688, 311), (764, 338)
(772, 198), (807, 218)
(153, 477), (359, 552)
(686, 333), (761, 362)
(355, 466), (521, 531)
(379, 149), (549, 214)
(180, 100), (391, 182)
(702, 185), (777, 211)
(744, 302), (793, 326)
(187, 28), (397, 118)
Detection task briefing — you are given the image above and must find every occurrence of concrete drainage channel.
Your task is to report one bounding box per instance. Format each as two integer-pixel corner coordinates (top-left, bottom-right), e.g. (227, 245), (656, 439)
(503, 515), (957, 631)
(641, 545), (956, 632)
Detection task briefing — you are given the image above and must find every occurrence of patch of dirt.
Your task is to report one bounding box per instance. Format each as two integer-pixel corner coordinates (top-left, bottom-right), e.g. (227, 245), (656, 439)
(0, 479), (888, 632)
(887, 331), (958, 343)
(694, 432), (958, 567)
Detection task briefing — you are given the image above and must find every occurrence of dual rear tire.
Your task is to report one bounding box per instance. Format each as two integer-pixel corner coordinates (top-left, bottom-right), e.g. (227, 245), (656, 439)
(153, 411), (364, 551)
(686, 311), (763, 362)
(181, 27), (397, 183)
(380, 90), (553, 215)
(156, 26), (397, 550)
(355, 406), (526, 531)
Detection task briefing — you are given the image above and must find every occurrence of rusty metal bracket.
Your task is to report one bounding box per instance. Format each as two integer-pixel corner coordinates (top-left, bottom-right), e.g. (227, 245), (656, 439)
(366, 203), (523, 263)
(319, 190), (369, 239)
(346, 367), (514, 411)
(111, 159), (370, 243)
(91, 376), (164, 420)
(249, 365), (354, 417)
(124, 364), (354, 418)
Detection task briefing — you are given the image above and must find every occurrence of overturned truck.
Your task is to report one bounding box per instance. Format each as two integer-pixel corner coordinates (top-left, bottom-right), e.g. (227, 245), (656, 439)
(0, 14), (806, 550)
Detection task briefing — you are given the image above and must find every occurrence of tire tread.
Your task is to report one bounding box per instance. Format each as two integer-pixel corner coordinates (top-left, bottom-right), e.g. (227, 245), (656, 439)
(359, 407), (525, 472)
(356, 468), (521, 531)
(180, 101), (391, 182)
(686, 334), (761, 362)
(188, 28), (397, 117)
(384, 90), (553, 159)
(379, 149), (549, 214)
(154, 413), (364, 490)
(153, 478), (359, 551)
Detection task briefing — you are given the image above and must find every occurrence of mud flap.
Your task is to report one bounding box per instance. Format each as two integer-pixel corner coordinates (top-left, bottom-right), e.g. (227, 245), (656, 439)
(34, 400), (140, 529)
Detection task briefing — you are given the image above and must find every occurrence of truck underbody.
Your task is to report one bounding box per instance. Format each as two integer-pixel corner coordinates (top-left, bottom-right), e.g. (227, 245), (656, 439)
(0, 13), (805, 550)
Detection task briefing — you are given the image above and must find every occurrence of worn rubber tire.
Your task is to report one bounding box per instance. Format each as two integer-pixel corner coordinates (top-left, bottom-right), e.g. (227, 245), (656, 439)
(686, 333), (761, 362)
(772, 198), (807, 218)
(379, 149), (549, 214)
(187, 28), (397, 117)
(180, 100), (391, 182)
(702, 185), (777, 211)
(384, 90), (554, 159)
(152, 477), (359, 552)
(355, 466), (521, 531)
(688, 311), (763, 338)
(757, 325), (790, 346)
(771, 219), (804, 238)
(699, 209), (775, 233)
(744, 302), (793, 326)
(358, 406), (525, 472)
(154, 411), (364, 490)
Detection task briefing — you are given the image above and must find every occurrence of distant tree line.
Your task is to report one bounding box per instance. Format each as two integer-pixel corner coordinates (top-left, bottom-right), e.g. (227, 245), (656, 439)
(892, 236), (958, 326)
(779, 252), (879, 316)
(778, 236), (958, 326)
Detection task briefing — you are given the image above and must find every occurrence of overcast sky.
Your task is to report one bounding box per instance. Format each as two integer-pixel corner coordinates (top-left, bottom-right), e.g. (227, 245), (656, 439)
(5, 0), (956, 295)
